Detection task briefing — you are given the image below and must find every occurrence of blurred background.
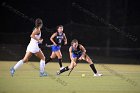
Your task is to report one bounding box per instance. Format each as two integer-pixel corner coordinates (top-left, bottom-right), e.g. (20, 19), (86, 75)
(1, 0), (140, 64)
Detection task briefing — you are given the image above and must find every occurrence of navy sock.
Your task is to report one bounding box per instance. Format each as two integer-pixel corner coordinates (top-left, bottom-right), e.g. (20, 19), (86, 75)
(90, 64), (97, 74)
(58, 58), (62, 67)
(45, 58), (52, 64)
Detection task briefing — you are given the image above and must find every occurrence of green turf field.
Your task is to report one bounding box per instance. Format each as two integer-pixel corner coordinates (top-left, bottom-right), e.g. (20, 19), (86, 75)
(0, 61), (140, 93)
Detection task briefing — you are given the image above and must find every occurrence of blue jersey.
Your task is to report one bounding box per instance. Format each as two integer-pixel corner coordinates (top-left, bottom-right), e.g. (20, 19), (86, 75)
(54, 32), (64, 46)
(51, 32), (64, 52)
(72, 45), (83, 58)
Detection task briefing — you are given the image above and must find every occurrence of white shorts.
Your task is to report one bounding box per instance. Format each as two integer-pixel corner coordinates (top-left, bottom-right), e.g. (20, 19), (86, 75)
(26, 42), (40, 53)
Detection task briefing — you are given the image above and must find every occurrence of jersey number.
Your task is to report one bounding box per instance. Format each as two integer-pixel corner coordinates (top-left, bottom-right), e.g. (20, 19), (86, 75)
(58, 39), (62, 43)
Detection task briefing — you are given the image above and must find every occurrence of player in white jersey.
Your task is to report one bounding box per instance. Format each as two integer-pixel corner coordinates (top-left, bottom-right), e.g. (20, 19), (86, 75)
(10, 18), (47, 77)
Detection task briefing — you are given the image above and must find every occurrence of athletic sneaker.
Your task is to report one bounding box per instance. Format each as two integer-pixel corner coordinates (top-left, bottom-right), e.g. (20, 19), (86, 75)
(10, 67), (15, 77)
(60, 67), (65, 70)
(40, 72), (48, 77)
(94, 73), (102, 77)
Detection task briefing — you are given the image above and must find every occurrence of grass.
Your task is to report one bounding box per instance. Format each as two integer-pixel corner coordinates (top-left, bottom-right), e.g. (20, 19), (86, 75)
(0, 61), (140, 93)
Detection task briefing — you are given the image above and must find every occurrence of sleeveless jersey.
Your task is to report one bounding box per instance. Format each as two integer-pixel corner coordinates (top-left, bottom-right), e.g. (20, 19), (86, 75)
(54, 32), (64, 45)
(72, 45), (82, 55)
(30, 32), (41, 44)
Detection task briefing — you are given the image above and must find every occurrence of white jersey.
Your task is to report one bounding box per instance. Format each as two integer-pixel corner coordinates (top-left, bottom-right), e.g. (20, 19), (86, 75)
(26, 32), (41, 53)
(30, 32), (41, 44)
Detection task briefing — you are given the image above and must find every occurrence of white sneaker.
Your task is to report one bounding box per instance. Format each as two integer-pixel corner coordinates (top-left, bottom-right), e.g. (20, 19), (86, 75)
(94, 73), (102, 77)
(60, 67), (65, 70)
(40, 72), (48, 77)
(10, 67), (15, 77)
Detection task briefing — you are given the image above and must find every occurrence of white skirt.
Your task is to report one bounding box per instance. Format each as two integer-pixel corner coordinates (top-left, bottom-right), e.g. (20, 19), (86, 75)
(26, 42), (40, 53)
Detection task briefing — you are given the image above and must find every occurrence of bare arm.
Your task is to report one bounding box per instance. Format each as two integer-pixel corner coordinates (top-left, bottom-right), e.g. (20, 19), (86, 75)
(30, 28), (43, 43)
(69, 47), (73, 60)
(50, 32), (57, 45)
(79, 44), (86, 60)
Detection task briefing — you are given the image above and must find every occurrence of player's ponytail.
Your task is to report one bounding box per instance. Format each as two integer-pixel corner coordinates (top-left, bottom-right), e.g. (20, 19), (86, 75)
(35, 18), (43, 28)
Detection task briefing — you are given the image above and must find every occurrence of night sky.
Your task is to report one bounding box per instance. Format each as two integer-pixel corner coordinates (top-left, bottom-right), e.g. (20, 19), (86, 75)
(1, 0), (140, 47)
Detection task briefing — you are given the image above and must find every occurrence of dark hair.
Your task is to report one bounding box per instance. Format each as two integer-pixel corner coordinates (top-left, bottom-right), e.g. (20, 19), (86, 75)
(56, 25), (63, 30)
(71, 39), (78, 45)
(35, 18), (43, 28)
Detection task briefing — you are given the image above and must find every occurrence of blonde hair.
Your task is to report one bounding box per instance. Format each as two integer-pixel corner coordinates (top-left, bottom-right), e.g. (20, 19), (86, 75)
(71, 39), (78, 45)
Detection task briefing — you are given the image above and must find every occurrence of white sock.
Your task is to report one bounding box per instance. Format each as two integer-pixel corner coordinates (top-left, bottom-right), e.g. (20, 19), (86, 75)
(40, 60), (45, 73)
(13, 60), (24, 70)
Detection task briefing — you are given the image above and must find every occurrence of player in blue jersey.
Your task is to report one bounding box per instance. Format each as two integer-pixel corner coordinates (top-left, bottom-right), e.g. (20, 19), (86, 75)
(45, 25), (67, 70)
(57, 39), (102, 76)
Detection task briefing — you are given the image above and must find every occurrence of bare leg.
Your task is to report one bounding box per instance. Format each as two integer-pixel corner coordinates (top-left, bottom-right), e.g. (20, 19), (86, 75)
(83, 55), (102, 76)
(55, 50), (63, 68)
(14, 52), (32, 70)
(35, 50), (47, 76)
(10, 52), (32, 77)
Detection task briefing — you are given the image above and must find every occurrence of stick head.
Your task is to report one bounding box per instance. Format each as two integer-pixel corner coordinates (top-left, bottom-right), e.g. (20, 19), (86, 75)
(68, 67), (74, 76)
(46, 43), (52, 47)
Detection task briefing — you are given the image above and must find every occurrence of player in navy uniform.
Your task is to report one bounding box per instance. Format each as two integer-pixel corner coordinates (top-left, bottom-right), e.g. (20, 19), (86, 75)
(57, 39), (102, 76)
(45, 25), (67, 70)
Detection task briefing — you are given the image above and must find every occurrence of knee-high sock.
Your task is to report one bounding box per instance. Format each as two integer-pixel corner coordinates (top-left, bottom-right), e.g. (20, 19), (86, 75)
(58, 58), (62, 67)
(45, 57), (52, 64)
(90, 64), (97, 74)
(13, 60), (24, 70)
(40, 60), (45, 73)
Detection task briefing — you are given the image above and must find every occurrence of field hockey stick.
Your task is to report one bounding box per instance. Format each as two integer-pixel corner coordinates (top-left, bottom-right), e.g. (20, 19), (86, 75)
(45, 43), (54, 47)
(68, 67), (74, 76)
(67, 60), (80, 76)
